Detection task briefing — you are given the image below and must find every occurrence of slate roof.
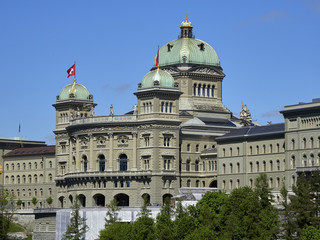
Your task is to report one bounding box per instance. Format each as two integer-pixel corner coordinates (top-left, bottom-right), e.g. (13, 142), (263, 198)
(216, 123), (284, 141)
(4, 146), (55, 157)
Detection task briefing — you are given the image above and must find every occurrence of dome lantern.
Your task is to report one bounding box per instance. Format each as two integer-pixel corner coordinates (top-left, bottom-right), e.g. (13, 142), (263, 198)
(180, 14), (193, 38)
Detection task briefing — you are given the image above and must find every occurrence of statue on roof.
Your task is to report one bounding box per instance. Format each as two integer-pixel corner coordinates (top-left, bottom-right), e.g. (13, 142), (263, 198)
(240, 101), (252, 125)
(110, 104), (114, 116)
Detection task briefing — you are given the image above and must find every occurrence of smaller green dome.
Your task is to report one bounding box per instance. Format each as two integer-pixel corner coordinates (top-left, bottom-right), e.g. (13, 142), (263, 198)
(58, 82), (91, 101)
(141, 68), (175, 89)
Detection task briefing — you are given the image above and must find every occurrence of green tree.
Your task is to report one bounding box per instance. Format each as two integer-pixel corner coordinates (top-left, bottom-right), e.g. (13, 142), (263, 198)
(130, 215), (155, 240)
(0, 190), (17, 240)
(155, 197), (174, 240)
(172, 205), (196, 240)
(31, 197), (38, 208)
(290, 173), (313, 237)
(310, 171), (320, 227)
(301, 226), (320, 240)
(99, 222), (132, 240)
(46, 196), (53, 208)
(104, 199), (120, 227)
(280, 183), (296, 240)
(221, 175), (279, 240)
(62, 195), (88, 240)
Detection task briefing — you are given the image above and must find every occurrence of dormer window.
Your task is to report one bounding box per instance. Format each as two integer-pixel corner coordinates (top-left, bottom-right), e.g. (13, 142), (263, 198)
(167, 44), (173, 52)
(198, 43), (205, 51)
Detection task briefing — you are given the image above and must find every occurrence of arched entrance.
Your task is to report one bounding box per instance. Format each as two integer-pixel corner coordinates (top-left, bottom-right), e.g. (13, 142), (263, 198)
(209, 180), (217, 188)
(78, 194), (86, 207)
(93, 194), (105, 207)
(115, 193), (129, 206)
(141, 193), (150, 205)
(162, 194), (173, 205)
(119, 154), (128, 171)
(58, 196), (64, 208)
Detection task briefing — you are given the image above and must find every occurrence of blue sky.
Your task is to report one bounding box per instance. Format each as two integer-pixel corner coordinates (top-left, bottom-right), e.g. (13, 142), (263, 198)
(1, 0), (319, 144)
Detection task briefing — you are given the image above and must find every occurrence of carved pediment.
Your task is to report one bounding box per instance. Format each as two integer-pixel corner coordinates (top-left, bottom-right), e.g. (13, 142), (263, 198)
(162, 68), (179, 74)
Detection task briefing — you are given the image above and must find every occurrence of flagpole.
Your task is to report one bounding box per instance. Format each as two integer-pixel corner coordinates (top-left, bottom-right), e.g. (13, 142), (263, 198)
(157, 45), (159, 69)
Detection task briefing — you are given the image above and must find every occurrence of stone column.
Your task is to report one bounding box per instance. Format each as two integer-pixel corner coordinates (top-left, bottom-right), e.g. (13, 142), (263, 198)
(76, 137), (80, 172)
(89, 134), (94, 171)
(132, 131), (138, 170)
(68, 138), (73, 173)
(108, 132), (114, 171)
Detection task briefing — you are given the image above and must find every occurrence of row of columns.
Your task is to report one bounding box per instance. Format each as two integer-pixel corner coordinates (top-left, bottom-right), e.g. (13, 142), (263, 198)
(193, 84), (215, 97)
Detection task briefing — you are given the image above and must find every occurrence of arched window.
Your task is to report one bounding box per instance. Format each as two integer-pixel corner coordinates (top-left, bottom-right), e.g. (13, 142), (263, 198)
(211, 86), (215, 97)
(195, 160), (199, 172)
(187, 180), (191, 187)
(269, 178), (273, 188)
(28, 175), (32, 183)
(237, 179), (240, 188)
(263, 145), (266, 154)
(11, 175), (15, 184)
(22, 175), (26, 184)
(277, 177), (280, 188)
(277, 143), (280, 153)
(17, 163), (20, 170)
(311, 137), (314, 148)
(292, 175), (296, 186)
(237, 147), (240, 156)
(34, 174), (38, 183)
(311, 154), (315, 166)
(17, 175), (20, 184)
(270, 160), (273, 171)
(203, 161), (206, 171)
(119, 154), (128, 171)
(270, 144), (273, 153)
(207, 85), (210, 97)
(11, 163), (14, 171)
(196, 144), (199, 152)
(48, 173), (52, 182)
(263, 161), (266, 172)
(291, 139), (295, 150)
(223, 163), (226, 174)
(256, 161), (259, 172)
(223, 180), (226, 190)
(291, 155), (296, 168)
(230, 179), (233, 190)
(83, 155), (88, 172)
(249, 146), (253, 155)
(249, 162), (253, 172)
(237, 162), (240, 173)
(230, 148), (233, 156)
(303, 154), (307, 167)
(277, 160), (280, 170)
(187, 144), (190, 152)
(99, 154), (106, 172)
(198, 84), (201, 96)
(193, 84), (197, 96)
(49, 161), (52, 168)
(186, 159), (191, 171)
(230, 163), (233, 173)
(34, 162), (37, 169)
(202, 84), (206, 97)
(29, 162), (32, 169)
(303, 138), (307, 149)
(256, 145), (259, 154)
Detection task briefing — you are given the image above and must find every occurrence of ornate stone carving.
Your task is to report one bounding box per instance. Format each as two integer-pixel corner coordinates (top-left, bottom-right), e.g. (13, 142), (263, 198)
(240, 101), (252, 125)
(163, 68), (178, 74)
(193, 68), (219, 75)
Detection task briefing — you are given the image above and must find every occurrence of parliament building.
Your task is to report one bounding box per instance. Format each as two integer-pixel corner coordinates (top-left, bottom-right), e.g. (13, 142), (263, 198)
(3, 18), (320, 209)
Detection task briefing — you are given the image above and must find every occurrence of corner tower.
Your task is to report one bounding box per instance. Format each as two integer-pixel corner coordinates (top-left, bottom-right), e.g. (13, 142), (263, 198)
(152, 17), (230, 119)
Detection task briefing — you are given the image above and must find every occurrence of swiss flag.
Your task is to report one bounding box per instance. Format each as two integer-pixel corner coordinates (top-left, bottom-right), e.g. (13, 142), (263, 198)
(67, 64), (75, 78)
(156, 50), (159, 67)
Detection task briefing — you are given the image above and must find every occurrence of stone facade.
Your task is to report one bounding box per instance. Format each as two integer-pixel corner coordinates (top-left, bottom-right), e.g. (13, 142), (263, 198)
(3, 146), (56, 208)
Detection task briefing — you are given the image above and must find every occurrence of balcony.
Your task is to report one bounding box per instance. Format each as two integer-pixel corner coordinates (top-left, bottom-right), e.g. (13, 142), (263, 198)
(70, 115), (137, 126)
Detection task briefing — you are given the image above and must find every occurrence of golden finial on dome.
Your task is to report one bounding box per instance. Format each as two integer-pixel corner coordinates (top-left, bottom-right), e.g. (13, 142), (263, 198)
(185, 14), (188, 21)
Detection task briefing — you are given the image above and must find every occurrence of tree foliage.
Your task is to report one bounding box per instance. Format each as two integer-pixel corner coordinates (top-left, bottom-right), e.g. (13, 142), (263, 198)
(0, 190), (17, 240)
(97, 174), (283, 240)
(62, 195), (88, 240)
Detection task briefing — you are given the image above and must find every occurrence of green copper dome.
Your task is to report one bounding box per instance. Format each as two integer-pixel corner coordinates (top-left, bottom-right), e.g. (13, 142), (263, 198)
(152, 38), (220, 67)
(141, 68), (175, 88)
(58, 82), (91, 101)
